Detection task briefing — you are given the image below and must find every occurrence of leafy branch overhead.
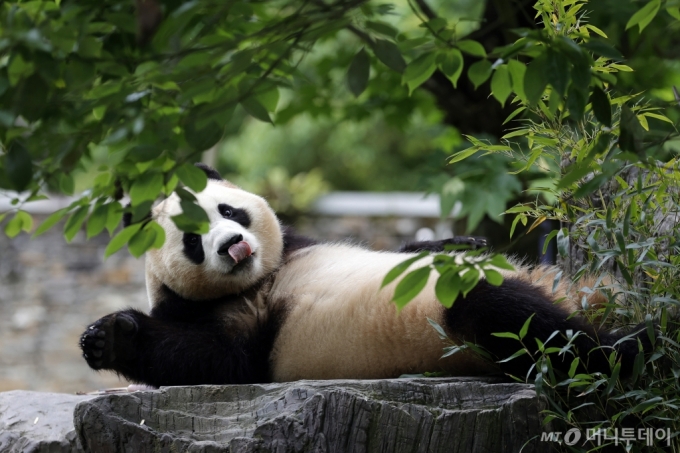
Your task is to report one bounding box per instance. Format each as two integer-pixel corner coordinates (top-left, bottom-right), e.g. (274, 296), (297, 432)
(0, 0), (678, 259)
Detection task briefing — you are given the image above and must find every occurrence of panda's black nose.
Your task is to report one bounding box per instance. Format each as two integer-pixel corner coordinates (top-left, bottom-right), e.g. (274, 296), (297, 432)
(217, 234), (243, 255)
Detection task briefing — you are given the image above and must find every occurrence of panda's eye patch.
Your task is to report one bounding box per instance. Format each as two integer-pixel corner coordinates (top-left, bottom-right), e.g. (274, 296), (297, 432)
(185, 234), (200, 246)
(182, 233), (204, 265)
(217, 204), (251, 228)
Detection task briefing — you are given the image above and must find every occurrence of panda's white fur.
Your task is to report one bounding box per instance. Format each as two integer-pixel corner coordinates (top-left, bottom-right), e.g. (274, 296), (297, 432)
(146, 180), (283, 302)
(80, 167), (652, 387)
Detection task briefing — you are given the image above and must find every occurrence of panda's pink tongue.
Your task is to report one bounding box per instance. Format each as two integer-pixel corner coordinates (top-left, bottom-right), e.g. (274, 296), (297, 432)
(228, 241), (252, 264)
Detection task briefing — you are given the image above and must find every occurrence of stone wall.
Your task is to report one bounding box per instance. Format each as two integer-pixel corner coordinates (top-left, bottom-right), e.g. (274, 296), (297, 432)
(0, 221), (148, 393)
(0, 215), (441, 393)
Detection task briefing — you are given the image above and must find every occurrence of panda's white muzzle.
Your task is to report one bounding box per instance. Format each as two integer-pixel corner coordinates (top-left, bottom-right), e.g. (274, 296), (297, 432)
(217, 235), (253, 264)
(204, 221), (259, 274)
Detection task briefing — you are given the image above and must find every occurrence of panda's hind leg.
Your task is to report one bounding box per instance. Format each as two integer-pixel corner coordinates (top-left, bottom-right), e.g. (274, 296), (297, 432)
(398, 236), (487, 253)
(443, 277), (653, 379)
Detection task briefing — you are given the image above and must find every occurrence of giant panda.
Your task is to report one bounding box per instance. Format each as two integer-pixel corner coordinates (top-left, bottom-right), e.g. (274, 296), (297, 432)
(80, 165), (653, 388)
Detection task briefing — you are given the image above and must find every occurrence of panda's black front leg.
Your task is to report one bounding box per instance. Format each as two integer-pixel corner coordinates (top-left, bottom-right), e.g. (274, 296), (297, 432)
(80, 309), (268, 387)
(80, 311), (140, 376)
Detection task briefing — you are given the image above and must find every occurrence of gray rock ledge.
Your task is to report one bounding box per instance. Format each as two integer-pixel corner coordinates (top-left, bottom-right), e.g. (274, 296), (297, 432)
(74, 377), (549, 453)
(0, 390), (93, 453)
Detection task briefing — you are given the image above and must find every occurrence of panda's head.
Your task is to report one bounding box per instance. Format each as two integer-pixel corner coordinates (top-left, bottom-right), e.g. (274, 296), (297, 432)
(143, 165), (283, 304)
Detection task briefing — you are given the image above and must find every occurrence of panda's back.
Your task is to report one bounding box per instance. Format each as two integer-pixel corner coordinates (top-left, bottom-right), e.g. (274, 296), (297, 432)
(268, 243), (495, 381)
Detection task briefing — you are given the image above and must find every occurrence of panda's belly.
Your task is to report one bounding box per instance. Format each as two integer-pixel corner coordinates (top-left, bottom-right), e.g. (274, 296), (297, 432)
(268, 244), (492, 381)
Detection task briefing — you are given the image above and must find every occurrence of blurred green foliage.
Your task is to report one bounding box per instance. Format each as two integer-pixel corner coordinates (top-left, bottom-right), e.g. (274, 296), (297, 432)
(0, 0), (678, 241)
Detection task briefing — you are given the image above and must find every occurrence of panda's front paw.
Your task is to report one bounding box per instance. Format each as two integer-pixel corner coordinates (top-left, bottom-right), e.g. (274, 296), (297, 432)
(80, 311), (139, 371)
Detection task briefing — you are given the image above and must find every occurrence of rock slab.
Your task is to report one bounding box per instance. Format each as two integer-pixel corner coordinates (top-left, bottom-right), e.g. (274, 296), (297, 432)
(0, 390), (92, 453)
(74, 377), (549, 453)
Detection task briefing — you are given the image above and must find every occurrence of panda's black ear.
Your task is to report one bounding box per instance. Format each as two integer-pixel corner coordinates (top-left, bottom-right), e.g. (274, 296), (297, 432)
(194, 163), (223, 181)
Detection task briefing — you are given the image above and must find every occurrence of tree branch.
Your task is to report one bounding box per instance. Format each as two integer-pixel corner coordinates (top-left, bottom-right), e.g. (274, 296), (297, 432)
(413, 0), (437, 20)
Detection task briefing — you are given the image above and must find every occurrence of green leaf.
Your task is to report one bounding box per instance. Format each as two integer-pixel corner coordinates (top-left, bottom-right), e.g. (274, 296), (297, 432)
(484, 268), (504, 286)
(590, 87), (611, 127)
(667, 6), (680, 20)
(403, 52), (437, 94)
(347, 48), (371, 97)
(180, 200), (210, 223)
(582, 40), (623, 60)
(556, 228), (570, 258)
(568, 357), (580, 378)
(491, 332), (519, 340)
(392, 266), (431, 310)
(129, 172), (164, 205)
(619, 105), (646, 154)
(5, 214), (24, 238)
(373, 39), (406, 73)
(488, 254), (515, 271)
(33, 208), (69, 237)
(567, 84), (588, 121)
(176, 163), (208, 193)
(241, 97), (273, 123)
(490, 65), (512, 106)
(456, 40), (486, 57)
(519, 313), (535, 340)
(105, 202), (124, 235)
(8, 54), (35, 86)
(128, 226), (157, 258)
(148, 221), (166, 249)
(435, 268), (461, 308)
(507, 60), (527, 102)
(573, 173), (607, 198)
(546, 50), (569, 96)
(542, 230), (559, 255)
(467, 60), (492, 89)
(59, 174), (75, 195)
(365, 20), (398, 38)
(87, 204), (109, 238)
(558, 163), (591, 188)
(381, 251), (429, 288)
(497, 348), (527, 363)
(6, 145), (33, 192)
(459, 268), (481, 296)
(16, 210), (33, 233)
(437, 49), (464, 87)
(605, 362), (621, 394)
(105, 224), (142, 258)
(524, 53), (549, 106)
(448, 146), (481, 164)
(427, 317), (449, 339)
(171, 213), (209, 234)
(626, 0), (661, 32)
(184, 116), (224, 151)
(64, 205), (90, 242)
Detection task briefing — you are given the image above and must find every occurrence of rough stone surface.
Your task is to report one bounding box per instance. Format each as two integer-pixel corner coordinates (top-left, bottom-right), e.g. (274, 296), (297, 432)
(74, 378), (549, 453)
(0, 390), (92, 453)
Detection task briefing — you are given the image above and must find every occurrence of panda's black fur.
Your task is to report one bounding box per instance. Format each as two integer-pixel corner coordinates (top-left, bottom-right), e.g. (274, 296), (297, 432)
(80, 165), (653, 388)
